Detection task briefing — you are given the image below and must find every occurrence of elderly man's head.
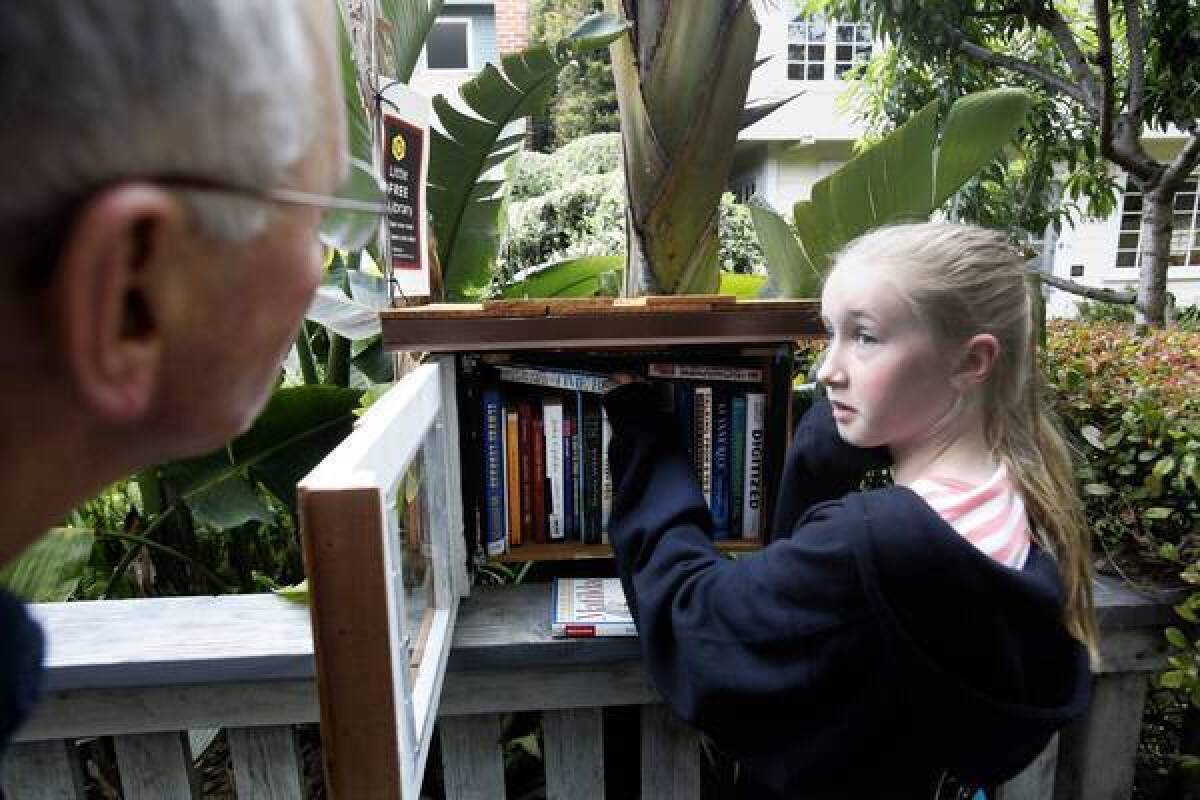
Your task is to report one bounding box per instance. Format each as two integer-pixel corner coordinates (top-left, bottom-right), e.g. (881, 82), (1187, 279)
(0, 1), (343, 559)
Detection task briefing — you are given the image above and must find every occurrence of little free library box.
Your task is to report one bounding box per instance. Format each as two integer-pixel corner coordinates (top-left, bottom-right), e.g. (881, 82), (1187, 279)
(297, 296), (822, 798)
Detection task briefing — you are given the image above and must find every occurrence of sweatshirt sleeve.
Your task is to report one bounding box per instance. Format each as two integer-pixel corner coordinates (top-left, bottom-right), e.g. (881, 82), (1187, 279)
(768, 395), (890, 539)
(601, 383), (881, 753)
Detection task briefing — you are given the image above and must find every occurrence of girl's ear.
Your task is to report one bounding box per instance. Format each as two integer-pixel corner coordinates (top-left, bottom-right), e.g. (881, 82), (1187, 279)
(952, 333), (1000, 391)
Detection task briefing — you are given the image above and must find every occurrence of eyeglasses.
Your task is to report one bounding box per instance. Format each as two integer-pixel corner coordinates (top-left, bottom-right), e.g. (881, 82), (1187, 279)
(156, 159), (389, 252)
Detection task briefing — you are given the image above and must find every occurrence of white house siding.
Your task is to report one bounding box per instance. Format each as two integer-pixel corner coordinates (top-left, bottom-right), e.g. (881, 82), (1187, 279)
(1048, 133), (1200, 315)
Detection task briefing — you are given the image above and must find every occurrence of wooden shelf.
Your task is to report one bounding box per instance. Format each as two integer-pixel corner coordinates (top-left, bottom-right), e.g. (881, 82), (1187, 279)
(492, 538), (762, 563)
(381, 296), (823, 352)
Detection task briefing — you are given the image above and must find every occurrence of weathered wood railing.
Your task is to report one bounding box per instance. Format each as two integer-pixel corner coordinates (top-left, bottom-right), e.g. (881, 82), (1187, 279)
(2, 577), (1173, 799)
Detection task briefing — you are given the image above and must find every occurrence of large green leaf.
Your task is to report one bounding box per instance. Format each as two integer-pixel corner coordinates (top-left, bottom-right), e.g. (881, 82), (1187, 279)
(430, 14), (629, 300)
(336, 6), (372, 167)
(163, 387), (363, 521)
(379, 0), (445, 84)
(749, 203), (821, 297)
(500, 255), (624, 298)
(0, 528), (95, 602)
(754, 89), (1032, 295)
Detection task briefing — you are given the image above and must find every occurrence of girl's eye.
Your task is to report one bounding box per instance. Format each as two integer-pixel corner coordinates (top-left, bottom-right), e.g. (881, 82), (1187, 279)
(855, 331), (878, 346)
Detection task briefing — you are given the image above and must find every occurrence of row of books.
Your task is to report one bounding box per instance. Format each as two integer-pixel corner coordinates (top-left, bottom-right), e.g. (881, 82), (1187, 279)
(461, 354), (778, 557)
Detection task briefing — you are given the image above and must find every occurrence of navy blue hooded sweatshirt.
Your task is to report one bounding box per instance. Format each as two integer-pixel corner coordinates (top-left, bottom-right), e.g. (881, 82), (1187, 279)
(602, 384), (1091, 799)
(0, 587), (43, 763)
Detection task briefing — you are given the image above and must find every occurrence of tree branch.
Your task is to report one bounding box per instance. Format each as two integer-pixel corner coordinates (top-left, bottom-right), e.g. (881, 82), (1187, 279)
(1123, 0), (1146, 120)
(943, 22), (1088, 104)
(1094, 0), (1114, 148)
(1032, 270), (1136, 304)
(1160, 127), (1200, 190)
(1022, 0), (1103, 116)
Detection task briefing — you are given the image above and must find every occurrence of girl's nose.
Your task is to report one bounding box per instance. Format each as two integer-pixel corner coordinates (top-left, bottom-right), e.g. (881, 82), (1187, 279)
(815, 347), (846, 387)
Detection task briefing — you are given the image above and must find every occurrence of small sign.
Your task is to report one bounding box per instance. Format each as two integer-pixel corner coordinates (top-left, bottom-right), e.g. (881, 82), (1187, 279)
(380, 82), (431, 300)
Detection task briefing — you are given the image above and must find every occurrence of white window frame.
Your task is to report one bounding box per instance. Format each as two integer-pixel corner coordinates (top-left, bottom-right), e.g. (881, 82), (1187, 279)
(787, 15), (872, 83)
(425, 17), (473, 71)
(1114, 171), (1200, 271)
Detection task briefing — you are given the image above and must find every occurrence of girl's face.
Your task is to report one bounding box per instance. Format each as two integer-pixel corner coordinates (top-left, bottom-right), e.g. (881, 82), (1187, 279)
(817, 261), (960, 452)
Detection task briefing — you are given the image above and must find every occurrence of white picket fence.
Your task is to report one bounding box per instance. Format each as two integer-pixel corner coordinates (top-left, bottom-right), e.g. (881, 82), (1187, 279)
(2, 577), (1172, 799)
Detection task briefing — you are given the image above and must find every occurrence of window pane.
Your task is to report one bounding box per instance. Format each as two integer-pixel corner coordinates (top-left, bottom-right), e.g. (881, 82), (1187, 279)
(1175, 212), (1193, 230)
(1174, 193), (1196, 211)
(1121, 213), (1142, 231)
(1116, 251), (1138, 267)
(837, 25), (854, 42)
(1123, 193), (1143, 212)
(808, 63), (825, 80)
(1183, 179), (1198, 193)
(1118, 232), (1139, 250)
(835, 64), (853, 78)
(810, 19), (826, 40)
(427, 20), (468, 69)
(836, 45), (853, 61)
(789, 43), (804, 60)
(857, 26), (872, 42)
(788, 63), (805, 80)
(856, 45), (872, 59)
(1169, 251), (1187, 267)
(808, 44), (825, 60)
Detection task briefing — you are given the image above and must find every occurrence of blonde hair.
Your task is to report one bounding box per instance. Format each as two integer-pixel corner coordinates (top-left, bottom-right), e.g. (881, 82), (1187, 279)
(835, 222), (1098, 656)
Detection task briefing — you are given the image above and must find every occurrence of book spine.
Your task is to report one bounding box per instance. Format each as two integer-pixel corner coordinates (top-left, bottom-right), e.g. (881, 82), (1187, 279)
(694, 386), (713, 505)
(458, 355), (485, 561)
(582, 395), (603, 544)
(543, 396), (565, 541)
(531, 400), (546, 544)
(730, 393), (747, 540)
(482, 387), (507, 557)
(518, 399), (534, 543)
(573, 391), (585, 539)
(496, 364), (614, 394)
(742, 392), (766, 539)
(600, 407), (612, 545)
(505, 405), (521, 547)
(552, 623), (639, 638)
(647, 363), (764, 383)
(674, 382), (695, 469)
(563, 407), (576, 541)
(710, 387), (731, 539)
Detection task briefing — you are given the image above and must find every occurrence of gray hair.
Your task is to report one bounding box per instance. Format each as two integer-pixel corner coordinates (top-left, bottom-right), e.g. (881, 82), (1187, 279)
(0, 0), (324, 287)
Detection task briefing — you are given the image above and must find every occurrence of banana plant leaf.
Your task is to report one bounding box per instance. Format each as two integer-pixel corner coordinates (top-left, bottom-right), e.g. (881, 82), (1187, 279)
(754, 88), (1032, 294)
(0, 527), (96, 602)
(430, 13), (629, 300)
(499, 255), (624, 298)
(161, 386), (363, 523)
(379, 0), (445, 85)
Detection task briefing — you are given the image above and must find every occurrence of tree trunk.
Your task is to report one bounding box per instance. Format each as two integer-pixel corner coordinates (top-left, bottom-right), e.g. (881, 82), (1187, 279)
(1138, 186), (1173, 328)
(606, 0), (759, 297)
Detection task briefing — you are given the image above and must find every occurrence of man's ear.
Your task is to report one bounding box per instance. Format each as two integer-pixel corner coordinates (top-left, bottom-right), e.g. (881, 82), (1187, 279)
(951, 333), (1001, 391)
(50, 186), (184, 423)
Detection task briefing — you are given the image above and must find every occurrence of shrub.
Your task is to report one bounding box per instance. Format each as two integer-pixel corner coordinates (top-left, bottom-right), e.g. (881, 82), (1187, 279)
(502, 135), (768, 283)
(1043, 320), (1200, 560)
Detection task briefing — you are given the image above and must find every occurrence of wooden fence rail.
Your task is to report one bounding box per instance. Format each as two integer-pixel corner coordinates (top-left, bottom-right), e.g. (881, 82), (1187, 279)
(2, 577), (1172, 799)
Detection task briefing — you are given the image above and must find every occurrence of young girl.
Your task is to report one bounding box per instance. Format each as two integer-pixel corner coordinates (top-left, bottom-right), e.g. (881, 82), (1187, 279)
(602, 223), (1095, 799)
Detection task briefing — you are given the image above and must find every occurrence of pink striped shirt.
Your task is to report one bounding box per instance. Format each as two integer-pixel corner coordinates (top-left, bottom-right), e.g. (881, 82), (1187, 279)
(909, 463), (1032, 570)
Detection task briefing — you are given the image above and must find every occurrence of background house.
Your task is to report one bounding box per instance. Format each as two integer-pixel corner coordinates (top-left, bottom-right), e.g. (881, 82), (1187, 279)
(736, 5), (1200, 312)
(409, 0), (529, 99)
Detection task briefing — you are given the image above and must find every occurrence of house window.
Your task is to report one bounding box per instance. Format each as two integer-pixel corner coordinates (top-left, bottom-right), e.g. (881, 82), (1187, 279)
(788, 17), (871, 81)
(787, 17), (826, 81)
(834, 22), (873, 78)
(1115, 173), (1200, 268)
(427, 19), (471, 70)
